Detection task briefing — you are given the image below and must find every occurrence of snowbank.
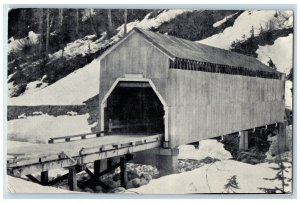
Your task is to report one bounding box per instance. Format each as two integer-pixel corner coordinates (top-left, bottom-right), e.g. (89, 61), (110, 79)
(178, 139), (232, 160)
(7, 114), (92, 144)
(7, 175), (75, 193)
(8, 58), (100, 106)
(199, 10), (293, 50)
(128, 160), (292, 194)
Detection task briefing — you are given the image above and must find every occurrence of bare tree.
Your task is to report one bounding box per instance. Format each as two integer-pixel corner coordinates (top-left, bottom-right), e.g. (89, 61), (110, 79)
(45, 8), (50, 58)
(124, 9), (127, 37)
(107, 9), (113, 37)
(89, 9), (99, 37)
(76, 9), (79, 37)
(38, 8), (44, 57)
(58, 8), (63, 27)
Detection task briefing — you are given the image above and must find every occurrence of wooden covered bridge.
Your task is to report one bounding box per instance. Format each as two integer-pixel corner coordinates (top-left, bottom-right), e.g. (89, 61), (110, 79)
(7, 27), (287, 191)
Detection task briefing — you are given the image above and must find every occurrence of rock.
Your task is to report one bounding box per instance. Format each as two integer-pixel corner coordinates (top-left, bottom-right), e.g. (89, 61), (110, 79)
(131, 178), (141, 188)
(112, 173), (120, 181)
(127, 170), (139, 181)
(141, 173), (152, 182)
(104, 179), (119, 189)
(139, 178), (148, 186)
(83, 187), (94, 193)
(126, 180), (134, 189)
(111, 187), (126, 193)
(95, 185), (103, 192)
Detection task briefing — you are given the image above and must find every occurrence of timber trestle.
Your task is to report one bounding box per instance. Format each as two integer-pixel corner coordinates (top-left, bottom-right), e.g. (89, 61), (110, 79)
(7, 132), (162, 191)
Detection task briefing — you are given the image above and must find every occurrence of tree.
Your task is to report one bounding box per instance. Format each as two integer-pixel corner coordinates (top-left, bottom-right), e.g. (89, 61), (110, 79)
(250, 25), (255, 38)
(58, 8), (63, 27)
(267, 58), (277, 70)
(45, 8), (50, 58)
(124, 9), (127, 37)
(76, 9), (79, 37)
(38, 8), (44, 57)
(107, 9), (113, 37)
(89, 9), (99, 37)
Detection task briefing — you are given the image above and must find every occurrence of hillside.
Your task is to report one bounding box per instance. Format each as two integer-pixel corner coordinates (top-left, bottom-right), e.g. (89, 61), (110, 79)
(8, 9), (293, 108)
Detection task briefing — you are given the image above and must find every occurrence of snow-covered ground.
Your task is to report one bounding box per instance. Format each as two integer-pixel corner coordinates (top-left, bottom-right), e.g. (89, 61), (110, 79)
(7, 113), (92, 144)
(199, 10), (293, 49)
(8, 59), (100, 106)
(127, 159), (292, 194)
(178, 140), (232, 160)
(7, 176), (76, 193)
(126, 138), (292, 194)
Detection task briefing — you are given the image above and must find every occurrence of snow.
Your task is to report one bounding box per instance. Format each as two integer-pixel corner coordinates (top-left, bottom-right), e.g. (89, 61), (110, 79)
(23, 80), (48, 95)
(256, 34), (293, 109)
(128, 159), (291, 194)
(8, 58), (100, 106)
(8, 31), (40, 54)
(7, 114), (92, 144)
(213, 12), (238, 28)
(9, 9), (191, 104)
(199, 10), (293, 50)
(113, 9), (193, 42)
(256, 34), (293, 74)
(178, 139), (232, 160)
(7, 175), (76, 193)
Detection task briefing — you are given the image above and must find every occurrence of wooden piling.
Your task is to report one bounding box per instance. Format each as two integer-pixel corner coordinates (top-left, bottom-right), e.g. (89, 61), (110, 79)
(40, 171), (48, 186)
(278, 122), (288, 153)
(120, 157), (128, 189)
(68, 166), (77, 191)
(94, 160), (101, 178)
(239, 131), (249, 151)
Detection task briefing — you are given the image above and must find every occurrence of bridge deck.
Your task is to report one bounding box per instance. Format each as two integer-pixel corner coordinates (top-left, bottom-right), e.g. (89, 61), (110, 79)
(7, 134), (162, 176)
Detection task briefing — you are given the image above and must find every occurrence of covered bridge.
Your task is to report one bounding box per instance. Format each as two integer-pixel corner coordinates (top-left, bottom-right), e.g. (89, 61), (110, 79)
(99, 27), (286, 151)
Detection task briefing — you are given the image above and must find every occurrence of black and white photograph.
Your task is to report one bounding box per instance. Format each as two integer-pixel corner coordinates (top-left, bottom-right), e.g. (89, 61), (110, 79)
(4, 4), (294, 195)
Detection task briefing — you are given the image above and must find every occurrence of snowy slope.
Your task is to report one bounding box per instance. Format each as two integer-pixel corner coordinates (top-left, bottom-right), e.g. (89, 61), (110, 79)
(198, 10), (293, 50)
(256, 34), (293, 109)
(7, 114), (92, 144)
(256, 34), (293, 74)
(8, 59), (100, 106)
(127, 159), (291, 194)
(8, 9), (192, 105)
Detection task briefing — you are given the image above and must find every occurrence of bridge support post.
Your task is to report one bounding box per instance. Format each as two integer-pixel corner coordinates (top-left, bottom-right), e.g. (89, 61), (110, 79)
(239, 131), (249, 151)
(278, 121), (288, 153)
(120, 157), (128, 189)
(68, 166), (77, 191)
(40, 171), (48, 186)
(157, 148), (179, 177)
(94, 159), (107, 178)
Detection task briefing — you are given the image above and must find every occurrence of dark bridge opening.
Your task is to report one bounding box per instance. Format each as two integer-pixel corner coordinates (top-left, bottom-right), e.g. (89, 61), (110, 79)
(105, 81), (164, 135)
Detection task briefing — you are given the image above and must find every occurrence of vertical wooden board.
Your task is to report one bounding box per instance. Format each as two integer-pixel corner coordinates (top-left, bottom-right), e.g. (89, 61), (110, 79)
(168, 71), (176, 107)
(174, 70), (180, 106)
(169, 107), (176, 147)
(131, 49), (140, 74)
(119, 47), (128, 76)
(206, 104), (211, 139)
